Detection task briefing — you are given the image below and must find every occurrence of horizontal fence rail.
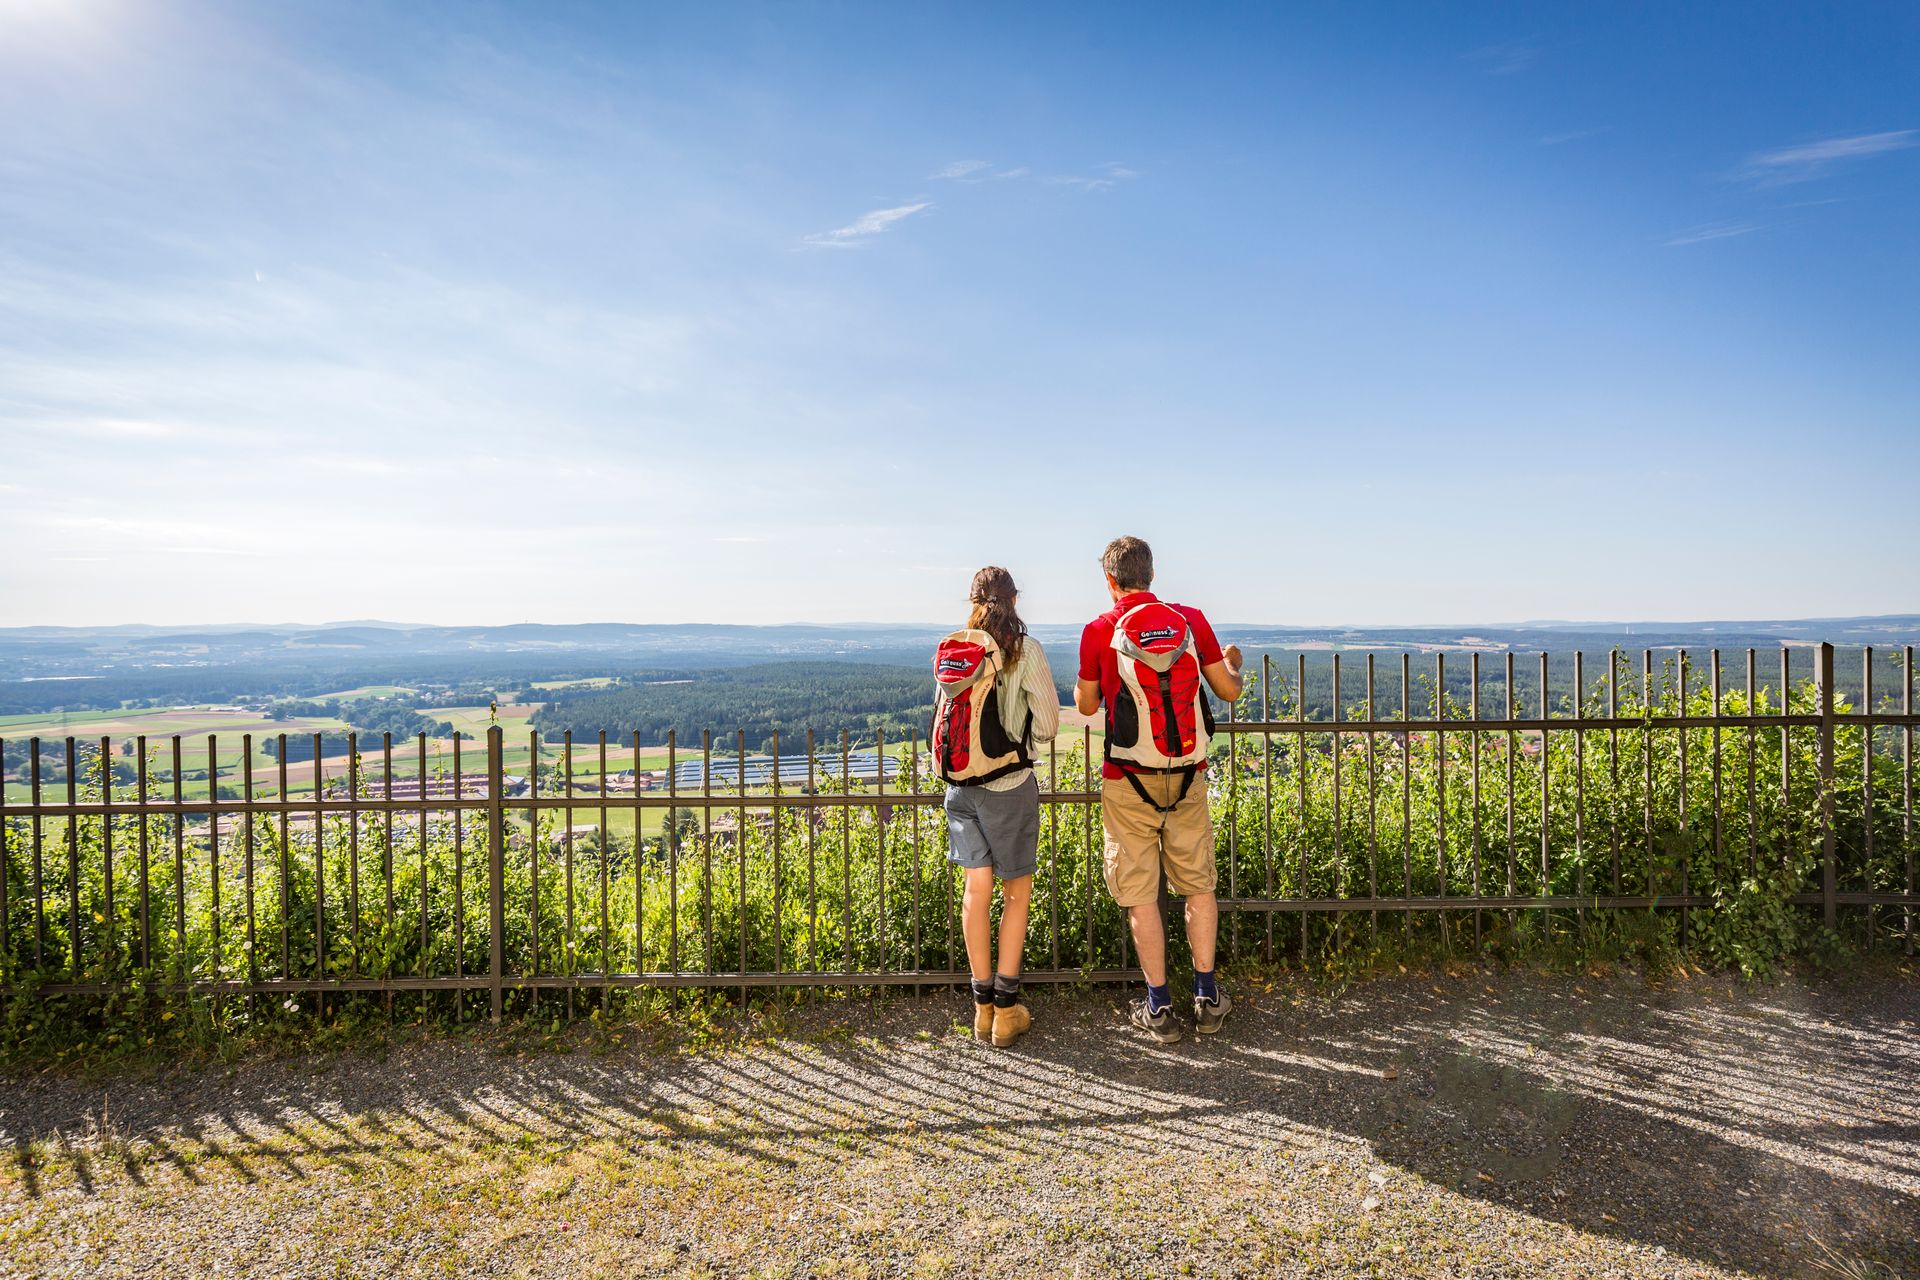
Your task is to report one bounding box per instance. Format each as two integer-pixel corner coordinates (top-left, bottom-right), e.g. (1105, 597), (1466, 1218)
(1, 644), (1914, 1017)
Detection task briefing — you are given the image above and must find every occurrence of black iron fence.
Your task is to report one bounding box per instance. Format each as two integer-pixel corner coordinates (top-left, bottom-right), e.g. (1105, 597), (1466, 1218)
(1, 643), (1913, 1017)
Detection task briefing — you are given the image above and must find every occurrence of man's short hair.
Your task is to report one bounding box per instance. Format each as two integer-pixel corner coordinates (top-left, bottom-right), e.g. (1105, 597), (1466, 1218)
(1101, 536), (1154, 591)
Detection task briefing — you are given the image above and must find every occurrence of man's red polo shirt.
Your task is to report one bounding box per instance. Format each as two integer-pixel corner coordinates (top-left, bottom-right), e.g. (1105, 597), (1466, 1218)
(1079, 590), (1224, 780)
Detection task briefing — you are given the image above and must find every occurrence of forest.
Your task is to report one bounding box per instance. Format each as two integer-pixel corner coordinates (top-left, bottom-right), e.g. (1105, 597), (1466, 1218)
(530, 662), (950, 752)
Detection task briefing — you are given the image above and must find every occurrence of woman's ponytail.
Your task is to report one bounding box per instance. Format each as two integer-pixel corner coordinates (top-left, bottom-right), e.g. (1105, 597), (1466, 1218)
(966, 566), (1025, 667)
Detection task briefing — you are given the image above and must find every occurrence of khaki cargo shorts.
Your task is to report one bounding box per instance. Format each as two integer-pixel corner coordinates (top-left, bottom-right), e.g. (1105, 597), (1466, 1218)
(1100, 770), (1217, 908)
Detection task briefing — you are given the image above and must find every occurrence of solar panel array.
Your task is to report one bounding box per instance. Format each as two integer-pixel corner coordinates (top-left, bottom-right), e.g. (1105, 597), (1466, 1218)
(667, 750), (904, 791)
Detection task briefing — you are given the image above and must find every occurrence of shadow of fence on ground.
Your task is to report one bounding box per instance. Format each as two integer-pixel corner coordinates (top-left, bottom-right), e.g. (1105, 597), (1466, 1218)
(4, 975), (1916, 1277)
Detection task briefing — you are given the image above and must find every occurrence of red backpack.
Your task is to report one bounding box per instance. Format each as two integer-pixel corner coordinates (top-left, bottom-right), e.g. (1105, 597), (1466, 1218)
(931, 629), (1032, 786)
(1106, 601), (1216, 809)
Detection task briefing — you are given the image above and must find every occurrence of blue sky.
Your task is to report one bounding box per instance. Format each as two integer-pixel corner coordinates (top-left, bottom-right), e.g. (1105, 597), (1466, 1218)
(1, 1), (1915, 627)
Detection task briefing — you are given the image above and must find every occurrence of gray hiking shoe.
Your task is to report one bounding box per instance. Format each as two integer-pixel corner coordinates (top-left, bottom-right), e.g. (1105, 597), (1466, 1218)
(1193, 991), (1232, 1035)
(1129, 997), (1183, 1044)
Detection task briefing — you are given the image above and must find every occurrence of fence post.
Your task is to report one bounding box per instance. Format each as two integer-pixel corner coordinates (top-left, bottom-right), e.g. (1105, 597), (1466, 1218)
(487, 727), (506, 1021)
(1816, 642), (1837, 930)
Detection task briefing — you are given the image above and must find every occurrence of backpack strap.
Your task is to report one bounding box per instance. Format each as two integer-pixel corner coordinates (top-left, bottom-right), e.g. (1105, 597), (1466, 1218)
(1121, 764), (1198, 815)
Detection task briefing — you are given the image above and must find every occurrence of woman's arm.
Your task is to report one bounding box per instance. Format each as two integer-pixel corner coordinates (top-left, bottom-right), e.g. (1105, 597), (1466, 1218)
(1023, 639), (1061, 744)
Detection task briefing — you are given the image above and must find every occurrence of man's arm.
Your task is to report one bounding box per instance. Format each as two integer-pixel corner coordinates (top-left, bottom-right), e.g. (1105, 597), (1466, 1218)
(1075, 677), (1101, 717)
(1201, 643), (1244, 702)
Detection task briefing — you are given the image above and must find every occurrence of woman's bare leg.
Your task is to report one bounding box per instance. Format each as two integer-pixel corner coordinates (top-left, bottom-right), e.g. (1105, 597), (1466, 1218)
(961, 865), (996, 983)
(996, 874), (1033, 978)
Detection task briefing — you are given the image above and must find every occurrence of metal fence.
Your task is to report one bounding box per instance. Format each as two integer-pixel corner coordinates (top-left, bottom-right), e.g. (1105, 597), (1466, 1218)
(1, 643), (1913, 1017)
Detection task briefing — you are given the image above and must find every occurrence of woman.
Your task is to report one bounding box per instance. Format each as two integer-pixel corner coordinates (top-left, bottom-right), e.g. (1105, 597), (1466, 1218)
(938, 565), (1059, 1047)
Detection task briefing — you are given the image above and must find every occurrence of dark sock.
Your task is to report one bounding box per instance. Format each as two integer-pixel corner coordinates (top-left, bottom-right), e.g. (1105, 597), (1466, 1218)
(1146, 982), (1171, 1015)
(970, 978), (994, 1006)
(1194, 968), (1219, 1003)
(992, 973), (1022, 1009)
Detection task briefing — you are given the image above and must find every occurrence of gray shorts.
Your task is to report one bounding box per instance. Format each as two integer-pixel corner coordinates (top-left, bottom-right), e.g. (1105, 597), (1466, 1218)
(945, 774), (1040, 880)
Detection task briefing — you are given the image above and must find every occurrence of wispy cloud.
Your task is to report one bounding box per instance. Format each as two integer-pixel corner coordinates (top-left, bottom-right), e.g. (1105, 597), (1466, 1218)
(802, 201), (933, 248)
(929, 160), (990, 180)
(1466, 41), (1540, 76)
(994, 167), (1029, 180)
(1042, 162), (1139, 192)
(1740, 129), (1915, 184)
(1664, 222), (1759, 248)
(1539, 127), (1606, 147)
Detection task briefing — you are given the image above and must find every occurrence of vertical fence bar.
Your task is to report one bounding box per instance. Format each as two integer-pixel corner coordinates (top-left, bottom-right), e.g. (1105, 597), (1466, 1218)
(242, 738), (257, 992)
(840, 730), (853, 979)
(205, 736), (219, 983)
(66, 739), (81, 981)
(1862, 649), (1875, 932)
(1746, 650), (1758, 876)
(1227, 679), (1240, 960)
(1470, 652), (1482, 946)
(702, 730), (714, 976)
(1434, 654), (1445, 930)
(1400, 654), (1411, 935)
(1538, 654), (1550, 936)
(1304, 652), (1313, 954)
(1047, 733), (1060, 970)
(1904, 645), (1913, 956)
(171, 738), (184, 986)
(1083, 724), (1096, 972)
(347, 733), (361, 978)
(1262, 653), (1274, 959)
(311, 733), (325, 1008)
(739, 729), (750, 986)
(1711, 652), (1724, 872)
(1608, 653), (1621, 895)
(1082, 725), (1098, 967)
(633, 732), (645, 978)
(382, 733), (394, 1003)
(417, 732), (429, 1008)
(1781, 648), (1792, 857)
(1366, 654), (1378, 944)
(453, 733), (464, 1019)
(1677, 652), (1689, 947)
(1332, 654), (1344, 952)
(487, 726), (505, 1022)
(875, 728), (887, 982)
(669, 730), (681, 974)
(773, 730), (785, 976)
(1817, 642), (1838, 929)
(137, 736), (151, 970)
(1574, 653), (1585, 935)
(668, 729), (683, 971)
(528, 729), (540, 1011)
(909, 730), (922, 985)
(277, 738), (290, 979)
(29, 740), (43, 969)
(1643, 652), (1654, 905)
(598, 732), (609, 1006)
(1505, 656), (1516, 904)
(806, 728), (817, 974)
(564, 731), (576, 1017)
(100, 736), (115, 968)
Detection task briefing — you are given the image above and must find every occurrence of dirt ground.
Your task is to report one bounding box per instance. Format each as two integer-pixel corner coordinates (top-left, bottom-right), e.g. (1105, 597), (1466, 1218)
(2, 967), (1915, 1279)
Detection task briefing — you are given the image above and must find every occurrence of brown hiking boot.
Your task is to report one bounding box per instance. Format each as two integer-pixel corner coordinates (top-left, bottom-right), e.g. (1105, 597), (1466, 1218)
(973, 1002), (995, 1043)
(990, 1002), (1031, 1048)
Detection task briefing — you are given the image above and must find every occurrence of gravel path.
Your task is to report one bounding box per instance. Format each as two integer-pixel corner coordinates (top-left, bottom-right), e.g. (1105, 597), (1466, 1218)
(2, 967), (1916, 1278)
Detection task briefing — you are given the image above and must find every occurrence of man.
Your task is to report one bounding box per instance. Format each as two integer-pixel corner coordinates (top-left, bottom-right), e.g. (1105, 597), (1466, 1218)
(1076, 536), (1243, 1043)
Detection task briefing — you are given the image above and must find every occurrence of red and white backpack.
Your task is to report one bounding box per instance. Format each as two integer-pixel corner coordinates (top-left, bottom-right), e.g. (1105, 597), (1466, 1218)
(1106, 602), (1216, 792)
(931, 629), (1032, 786)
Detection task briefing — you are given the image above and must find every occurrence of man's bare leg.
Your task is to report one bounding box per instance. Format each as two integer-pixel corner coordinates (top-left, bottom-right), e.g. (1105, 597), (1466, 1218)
(1184, 891), (1218, 974)
(1129, 901), (1168, 987)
